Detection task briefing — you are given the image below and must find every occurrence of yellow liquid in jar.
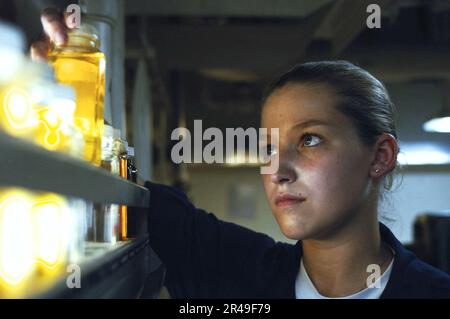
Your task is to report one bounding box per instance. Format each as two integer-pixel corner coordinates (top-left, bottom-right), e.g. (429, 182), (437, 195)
(33, 106), (68, 152)
(0, 189), (71, 297)
(31, 194), (69, 280)
(119, 158), (127, 240)
(48, 50), (105, 166)
(0, 84), (36, 139)
(0, 188), (35, 298)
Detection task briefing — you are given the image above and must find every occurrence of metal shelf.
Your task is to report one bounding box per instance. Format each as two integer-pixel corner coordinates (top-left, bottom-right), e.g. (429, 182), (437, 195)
(0, 132), (150, 207)
(34, 236), (164, 299)
(0, 132), (162, 298)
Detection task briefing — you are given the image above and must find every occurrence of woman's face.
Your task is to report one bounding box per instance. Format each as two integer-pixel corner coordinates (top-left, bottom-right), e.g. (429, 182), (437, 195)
(261, 83), (376, 241)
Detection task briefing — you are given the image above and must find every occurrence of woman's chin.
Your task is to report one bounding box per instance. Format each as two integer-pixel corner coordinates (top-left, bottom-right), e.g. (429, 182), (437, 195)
(272, 208), (311, 240)
(278, 220), (312, 241)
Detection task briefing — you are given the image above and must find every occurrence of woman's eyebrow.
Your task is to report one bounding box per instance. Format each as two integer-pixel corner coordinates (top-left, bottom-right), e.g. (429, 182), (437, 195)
(259, 119), (332, 140)
(291, 119), (333, 131)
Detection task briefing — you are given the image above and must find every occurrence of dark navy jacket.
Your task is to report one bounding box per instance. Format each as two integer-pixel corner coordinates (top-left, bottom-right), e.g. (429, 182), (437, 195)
(145, 181), (450, 299)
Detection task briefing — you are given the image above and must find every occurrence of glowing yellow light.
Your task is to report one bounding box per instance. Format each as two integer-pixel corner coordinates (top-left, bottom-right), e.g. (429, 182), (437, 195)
(8, 93), (28, 118)
(2, 87), (33, 131)
(43, 109), (59, 128)
(50, 98), (76, 122)
(32, 195), (69, 270)
(0, 192), (34, 286)
(99, 58), (106, 73)
(74, 117), (91, 135)
(34, 107), (63, 150)
(33, 204), (61, 267)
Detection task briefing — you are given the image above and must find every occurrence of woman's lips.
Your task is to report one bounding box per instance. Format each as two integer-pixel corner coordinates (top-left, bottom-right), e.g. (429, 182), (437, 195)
(275, 193), (306, 208)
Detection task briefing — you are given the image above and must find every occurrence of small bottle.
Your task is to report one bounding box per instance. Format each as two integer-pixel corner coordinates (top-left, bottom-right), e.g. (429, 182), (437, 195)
(113, 130), (129, 240)
(127, 146), (138, 183)
(66, 198), (87, 265)
(93, 125), (119, 244)
(48, 22), (105, 166)
(101, 125), (120, 175)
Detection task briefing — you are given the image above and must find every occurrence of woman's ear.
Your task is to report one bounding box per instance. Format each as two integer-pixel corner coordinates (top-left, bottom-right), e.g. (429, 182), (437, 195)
(370, 133), (399, 178)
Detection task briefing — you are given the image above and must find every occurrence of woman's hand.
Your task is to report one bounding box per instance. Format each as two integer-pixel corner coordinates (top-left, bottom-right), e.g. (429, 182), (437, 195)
(29, 8), (72, 62)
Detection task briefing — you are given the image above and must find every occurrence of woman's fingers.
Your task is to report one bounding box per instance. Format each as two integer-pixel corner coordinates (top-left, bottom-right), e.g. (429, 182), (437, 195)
(63, 10), (79, 29)
(30, 40), (49, 62)
(30, 8), (71, 62)
(41, 7), (67, 46)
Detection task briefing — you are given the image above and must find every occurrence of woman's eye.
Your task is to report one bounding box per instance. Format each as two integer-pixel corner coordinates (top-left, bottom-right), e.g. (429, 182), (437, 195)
(302, 134), (322, 147)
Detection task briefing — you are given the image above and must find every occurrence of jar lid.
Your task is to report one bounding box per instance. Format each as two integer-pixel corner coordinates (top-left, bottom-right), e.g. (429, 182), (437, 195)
(64, 22), (100, 48)
(0, 21), (25, 53)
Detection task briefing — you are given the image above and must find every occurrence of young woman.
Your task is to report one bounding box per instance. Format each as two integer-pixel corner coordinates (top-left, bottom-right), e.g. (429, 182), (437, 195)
(144, 62), (449, 299)
(33, 10), (450, 299)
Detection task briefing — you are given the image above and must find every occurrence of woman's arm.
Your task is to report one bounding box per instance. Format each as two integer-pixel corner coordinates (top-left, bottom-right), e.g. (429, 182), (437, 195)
(145, 181), (287, 298)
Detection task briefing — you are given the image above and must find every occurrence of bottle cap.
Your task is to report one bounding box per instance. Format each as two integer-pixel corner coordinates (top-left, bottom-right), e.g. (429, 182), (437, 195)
(64, 22), (100, 48)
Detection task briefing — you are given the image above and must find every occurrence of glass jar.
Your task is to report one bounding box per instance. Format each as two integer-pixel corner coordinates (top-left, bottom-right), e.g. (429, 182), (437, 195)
(49, 84), (85, 159)
(0, 188), (73, 297)
(0, 24), (36, 297)
(48, 23), (105, 166)
(30, 64), (84, 157)
(30, 193), (70, 288)
(0, 188), (35, 298)
(66, 198), (88, 265)
(0, 22), (36, 141)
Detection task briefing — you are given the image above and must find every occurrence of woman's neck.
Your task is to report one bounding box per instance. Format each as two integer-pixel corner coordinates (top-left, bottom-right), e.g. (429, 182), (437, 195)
(301, 212), (393, 297)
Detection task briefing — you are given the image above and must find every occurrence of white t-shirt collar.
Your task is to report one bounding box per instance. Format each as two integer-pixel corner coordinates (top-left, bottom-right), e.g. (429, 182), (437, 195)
(295, 258), (394, 299)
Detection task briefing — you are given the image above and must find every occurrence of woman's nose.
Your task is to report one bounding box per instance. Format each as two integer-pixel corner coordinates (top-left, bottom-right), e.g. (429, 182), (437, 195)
(270, 162), (297, 184)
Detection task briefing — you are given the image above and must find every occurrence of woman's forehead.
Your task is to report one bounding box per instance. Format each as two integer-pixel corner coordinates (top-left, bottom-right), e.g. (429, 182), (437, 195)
(261, 83), (341, 127)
